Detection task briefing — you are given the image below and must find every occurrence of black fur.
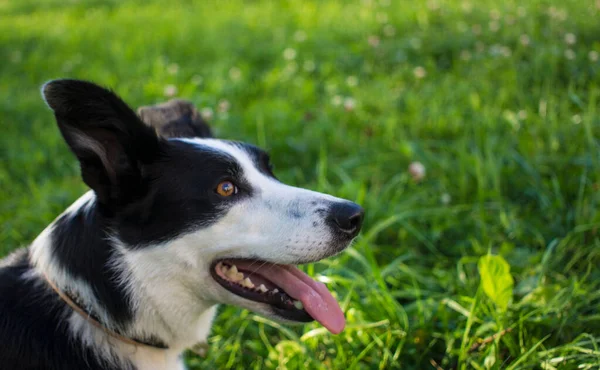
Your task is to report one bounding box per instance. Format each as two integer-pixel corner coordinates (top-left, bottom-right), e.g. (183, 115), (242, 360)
(43, 79), (160, 211)
(42, 80), (252, 247)
(0, 249), (133, 370)
(115, 139), (250, 247)
(51, 206), (133, 327)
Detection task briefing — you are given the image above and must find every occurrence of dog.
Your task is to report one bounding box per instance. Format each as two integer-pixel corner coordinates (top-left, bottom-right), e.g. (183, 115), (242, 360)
(0, 79), (364, 370)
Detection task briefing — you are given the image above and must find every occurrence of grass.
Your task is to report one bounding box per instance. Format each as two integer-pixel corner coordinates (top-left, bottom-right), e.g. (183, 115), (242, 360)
(1, 0), (600, 368)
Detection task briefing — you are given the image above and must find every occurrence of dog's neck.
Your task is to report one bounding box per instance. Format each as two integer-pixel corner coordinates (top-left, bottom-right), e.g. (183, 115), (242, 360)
(29, 191), (217, 367)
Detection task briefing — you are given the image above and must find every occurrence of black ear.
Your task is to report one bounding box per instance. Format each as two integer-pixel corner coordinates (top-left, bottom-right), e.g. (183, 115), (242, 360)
(42, 79), (160, 207)
(137, 99), (213, 139)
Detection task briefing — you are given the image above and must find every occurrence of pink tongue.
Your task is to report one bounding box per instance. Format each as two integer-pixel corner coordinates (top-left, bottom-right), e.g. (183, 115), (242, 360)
(233, 260), (346, 334)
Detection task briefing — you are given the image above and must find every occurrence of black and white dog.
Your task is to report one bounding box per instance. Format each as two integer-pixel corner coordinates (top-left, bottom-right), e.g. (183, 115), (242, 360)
(0, 80), (364, 370)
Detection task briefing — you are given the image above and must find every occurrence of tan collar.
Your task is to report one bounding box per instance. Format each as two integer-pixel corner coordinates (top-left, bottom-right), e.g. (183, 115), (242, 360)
(42, 271), (169, 350)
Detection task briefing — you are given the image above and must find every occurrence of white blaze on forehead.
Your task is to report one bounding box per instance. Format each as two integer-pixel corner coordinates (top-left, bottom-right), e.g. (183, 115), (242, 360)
(175, 138), (339, 202)
(176, 138), (271, 188)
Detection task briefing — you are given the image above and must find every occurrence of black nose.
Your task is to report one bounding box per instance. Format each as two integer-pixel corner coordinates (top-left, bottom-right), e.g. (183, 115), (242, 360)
(327, 202), (364, 237)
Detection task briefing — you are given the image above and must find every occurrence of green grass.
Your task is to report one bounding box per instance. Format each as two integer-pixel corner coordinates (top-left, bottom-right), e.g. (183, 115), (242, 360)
(1, 0), (600, 368)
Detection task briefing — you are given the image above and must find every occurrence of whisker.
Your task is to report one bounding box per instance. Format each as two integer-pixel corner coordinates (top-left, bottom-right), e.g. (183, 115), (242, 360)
(247, 260), (270, 279)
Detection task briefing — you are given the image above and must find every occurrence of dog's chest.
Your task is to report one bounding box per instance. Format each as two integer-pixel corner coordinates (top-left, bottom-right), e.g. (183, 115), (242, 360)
(126, 347), (186, 370)
(125, 306), (217, 370)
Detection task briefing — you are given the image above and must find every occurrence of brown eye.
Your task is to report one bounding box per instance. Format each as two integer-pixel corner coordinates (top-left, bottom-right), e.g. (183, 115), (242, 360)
(216, 181), (237, 197)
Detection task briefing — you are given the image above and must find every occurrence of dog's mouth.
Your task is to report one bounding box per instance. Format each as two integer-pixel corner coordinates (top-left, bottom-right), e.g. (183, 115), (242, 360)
(210, 258), (345, 334)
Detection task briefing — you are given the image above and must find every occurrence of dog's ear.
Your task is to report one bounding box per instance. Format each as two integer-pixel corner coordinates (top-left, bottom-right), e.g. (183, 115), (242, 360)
(137, 99), (212, 139)
(42, 79), (160, 207)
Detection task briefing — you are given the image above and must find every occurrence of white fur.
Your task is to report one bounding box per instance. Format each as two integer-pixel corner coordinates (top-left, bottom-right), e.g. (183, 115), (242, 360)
(68, 311), (199, 370)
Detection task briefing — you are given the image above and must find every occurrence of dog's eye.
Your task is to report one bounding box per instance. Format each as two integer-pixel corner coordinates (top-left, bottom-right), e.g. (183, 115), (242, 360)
(216, 181), (238, 197)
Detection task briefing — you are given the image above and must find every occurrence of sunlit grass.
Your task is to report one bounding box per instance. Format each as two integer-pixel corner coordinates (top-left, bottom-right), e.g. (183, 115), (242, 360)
(1, 0), (599, 368)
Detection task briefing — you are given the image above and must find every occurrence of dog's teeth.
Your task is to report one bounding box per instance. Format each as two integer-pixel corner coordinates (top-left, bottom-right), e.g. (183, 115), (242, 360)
(221, 265), (229, 274)
(242, 277), (254, 288)
(258, 284), (268, 293)
(293, 300), (304, 310)
(272, 289), (279, 294)
(226, 265), (243, 282)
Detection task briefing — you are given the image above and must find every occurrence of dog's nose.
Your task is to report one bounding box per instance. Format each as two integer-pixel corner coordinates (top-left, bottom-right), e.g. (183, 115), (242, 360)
(328, 202), (364, 237)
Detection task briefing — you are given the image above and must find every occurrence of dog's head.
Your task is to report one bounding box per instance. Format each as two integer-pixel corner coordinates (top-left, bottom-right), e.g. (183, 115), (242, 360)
(42, 79), (363, 335)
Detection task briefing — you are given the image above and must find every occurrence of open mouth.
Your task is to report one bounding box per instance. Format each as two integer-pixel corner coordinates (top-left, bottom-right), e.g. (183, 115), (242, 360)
(210, 259), (345, 334)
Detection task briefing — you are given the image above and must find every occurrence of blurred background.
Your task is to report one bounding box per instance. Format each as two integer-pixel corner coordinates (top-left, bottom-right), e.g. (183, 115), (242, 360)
(1, 0), (599, 368)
